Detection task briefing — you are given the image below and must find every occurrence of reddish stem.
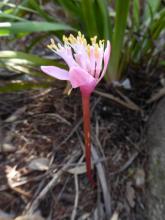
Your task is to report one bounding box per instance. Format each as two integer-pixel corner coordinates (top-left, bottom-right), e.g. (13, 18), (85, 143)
(81, 94), (96, 187)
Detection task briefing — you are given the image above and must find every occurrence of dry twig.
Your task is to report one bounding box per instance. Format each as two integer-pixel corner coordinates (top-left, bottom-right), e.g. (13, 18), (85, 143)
(110, 151), (139, 176)
(71, 174), (79, 220)
(92, 146), (112, 218)
(94, 90), (142, 112)
(147, 87), (165, 103)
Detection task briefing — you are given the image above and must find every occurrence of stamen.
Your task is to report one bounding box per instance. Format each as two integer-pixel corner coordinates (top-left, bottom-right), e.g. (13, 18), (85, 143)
(47, 33), (105, 62)
(69, 34), (77, 44)
(50, 38), (55, 46)
(87, 44), (90, 56)
(78, 31), (83, 38)
(47, 38), (58, 50)
(99, 40), (104, 48)
(91, 36), (97, 45)
(63, 35), (69, 44)
(57, 43), (62, 49)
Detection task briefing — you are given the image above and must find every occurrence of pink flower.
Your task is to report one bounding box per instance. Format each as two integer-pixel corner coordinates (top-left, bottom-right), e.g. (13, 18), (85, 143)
(41, 32), (111, 95)
(41, 32), (111, 186)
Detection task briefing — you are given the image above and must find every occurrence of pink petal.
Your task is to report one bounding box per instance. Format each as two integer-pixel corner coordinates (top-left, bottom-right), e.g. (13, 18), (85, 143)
(74, 53), (90, 72)
(69, 66), (96, 88)
(89, 46), (96, 76)
(71, 42), (91, 72)
(56, 47), (78, 68)
(95, 47), (104, 79)
(80, 82), (97, 96)
(99, 41), (111, 81)
(41, 66), (69, 80)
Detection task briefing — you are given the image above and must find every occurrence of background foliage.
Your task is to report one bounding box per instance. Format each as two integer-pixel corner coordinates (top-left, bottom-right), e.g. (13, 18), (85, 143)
(0, 0), (164, 92)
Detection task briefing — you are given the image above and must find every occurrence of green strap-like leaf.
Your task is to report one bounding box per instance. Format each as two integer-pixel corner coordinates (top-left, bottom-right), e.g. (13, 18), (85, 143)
(0, 50), (66, 67)
(95, 0), (112, 39)
(0, 11), (27, 21)
(28, 0), (55, 21)
(144, 0), (161, 20)
(57, 0), (80, 17)
(109, 0), (130, 81)
(0, 82), (51, 93)
(133, 0), (140, 29)
(0, 21), (75, 36)
(81, 0), (98, 37)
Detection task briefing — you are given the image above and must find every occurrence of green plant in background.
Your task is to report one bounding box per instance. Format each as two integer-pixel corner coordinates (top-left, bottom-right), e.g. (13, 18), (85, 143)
(0, 0), (75, 91)
(0, 0), (164, 92)
(128, 0), (165, 68)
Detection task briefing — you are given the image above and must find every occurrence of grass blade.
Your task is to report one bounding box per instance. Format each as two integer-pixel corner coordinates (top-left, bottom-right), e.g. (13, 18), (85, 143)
(109, 0), (130, 81)
(133, 0), (140, 29)
(0, 21), (75, 36)
(28, 0), (55, 21)
(0, 2), (36, 13)
(95, 0), (112, 39)
(0, 11), (27, 21)
(144, 0), (161, 20)
(80, 0), (97, 37)
(0, 82), (51, 93)
(0, 51), (65, 67)
(57, 0), (80, 17)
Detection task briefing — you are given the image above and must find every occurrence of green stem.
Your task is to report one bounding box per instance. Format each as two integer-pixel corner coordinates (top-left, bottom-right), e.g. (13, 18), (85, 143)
(81, 94), (96, 186)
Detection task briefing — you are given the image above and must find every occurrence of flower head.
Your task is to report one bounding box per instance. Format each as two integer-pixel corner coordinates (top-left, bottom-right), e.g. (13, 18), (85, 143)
(41, 32), (111, 95)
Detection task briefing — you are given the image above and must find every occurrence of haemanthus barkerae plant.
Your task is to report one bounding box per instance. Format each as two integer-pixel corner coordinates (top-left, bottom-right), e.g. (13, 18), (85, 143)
(41, 32), (111, 185)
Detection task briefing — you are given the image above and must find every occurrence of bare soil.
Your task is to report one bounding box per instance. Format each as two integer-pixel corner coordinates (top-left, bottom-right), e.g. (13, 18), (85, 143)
(0, 70), (164, 220)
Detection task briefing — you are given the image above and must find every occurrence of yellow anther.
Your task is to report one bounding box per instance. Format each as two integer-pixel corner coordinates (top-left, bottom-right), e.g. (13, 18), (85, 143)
(78, 31), (82, 37)
(63, 35), (69, 44)
(50, 38), (56, 46)
(46, 33), (105, 59)
(49, 44), (58, 50)
(69, 34), (76, 44)
(47, 44), (52, 50)
(77, 32), (86, 45)
(47, 38), (58, 50)
(87, 44), (90, 56)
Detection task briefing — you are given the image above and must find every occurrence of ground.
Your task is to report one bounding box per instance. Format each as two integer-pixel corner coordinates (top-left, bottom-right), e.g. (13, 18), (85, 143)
(0, 69), (164, 220)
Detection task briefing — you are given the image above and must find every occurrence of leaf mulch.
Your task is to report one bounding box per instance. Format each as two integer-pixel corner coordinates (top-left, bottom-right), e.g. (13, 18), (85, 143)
(0, 69), (164, 220)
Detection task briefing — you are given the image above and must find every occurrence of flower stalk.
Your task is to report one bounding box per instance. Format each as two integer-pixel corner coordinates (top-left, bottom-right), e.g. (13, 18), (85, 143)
(81, 93), (95, 186)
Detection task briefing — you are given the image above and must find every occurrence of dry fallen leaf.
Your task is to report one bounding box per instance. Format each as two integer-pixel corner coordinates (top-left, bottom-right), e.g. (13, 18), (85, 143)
(67, 164), (87, 175)
(5, 166), (21, 188)
(110, 211), (119, 220)
(28, 158), (49, 171)
(126, 181), (135, 208)
(1, 143), (16, 152)
(67, 163), (94, 175)
(15, 212), (45, 220)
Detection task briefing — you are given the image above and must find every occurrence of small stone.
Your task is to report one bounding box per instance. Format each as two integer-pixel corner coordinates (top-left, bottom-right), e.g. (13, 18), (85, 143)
(134, 169), (145, 188)
(1, 143), (16, 152)
(28, 158), (49, 171)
